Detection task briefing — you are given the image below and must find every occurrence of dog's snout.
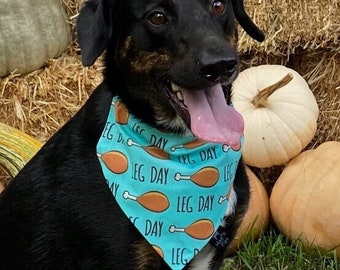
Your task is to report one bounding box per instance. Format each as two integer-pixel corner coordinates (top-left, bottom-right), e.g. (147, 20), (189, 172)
(199, 59), (238, 82)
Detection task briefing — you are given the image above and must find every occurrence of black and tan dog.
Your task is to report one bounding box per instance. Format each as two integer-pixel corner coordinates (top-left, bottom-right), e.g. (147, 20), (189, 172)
(0, 0), (264, 269)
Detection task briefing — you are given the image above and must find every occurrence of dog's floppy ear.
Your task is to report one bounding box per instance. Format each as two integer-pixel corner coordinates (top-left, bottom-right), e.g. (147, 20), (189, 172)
(77, 0), (117, 66)
(231, 0), (265, 42)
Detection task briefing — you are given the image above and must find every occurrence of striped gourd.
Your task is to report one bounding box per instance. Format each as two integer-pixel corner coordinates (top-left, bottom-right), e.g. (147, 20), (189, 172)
(0, 122), (42, 178)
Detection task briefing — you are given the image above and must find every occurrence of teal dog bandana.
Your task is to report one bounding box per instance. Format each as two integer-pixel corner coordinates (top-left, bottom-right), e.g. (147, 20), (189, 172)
(97, 97), (242, 269)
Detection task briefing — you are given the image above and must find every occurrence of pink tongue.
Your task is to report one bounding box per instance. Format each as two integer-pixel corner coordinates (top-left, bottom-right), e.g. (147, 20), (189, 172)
(181, 84), (244, 147)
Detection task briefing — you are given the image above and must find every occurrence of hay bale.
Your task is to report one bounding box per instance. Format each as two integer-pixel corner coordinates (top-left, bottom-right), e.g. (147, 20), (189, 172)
(0, 0), (101, 142)
(61, 0), (85, 17)
(239, 0), (340, 56)
(0, 0), (101, 185)
(291, 52), (340, 145)
(0, 48), (103, 142)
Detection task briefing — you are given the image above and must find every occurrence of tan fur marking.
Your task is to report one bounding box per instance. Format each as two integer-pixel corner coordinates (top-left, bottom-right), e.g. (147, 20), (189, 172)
(119, 36), (133, 60)
(130, 50), (172, 74)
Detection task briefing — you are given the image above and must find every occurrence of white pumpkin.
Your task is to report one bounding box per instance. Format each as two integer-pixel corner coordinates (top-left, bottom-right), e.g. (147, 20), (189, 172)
(0, 0), (71, 77)
(231, 65), (319, 168)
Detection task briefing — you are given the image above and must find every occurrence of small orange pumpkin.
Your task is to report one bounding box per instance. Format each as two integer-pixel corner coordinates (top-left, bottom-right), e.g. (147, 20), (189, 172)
(227, 166), (269, 254)
(270, 141), (340, 256)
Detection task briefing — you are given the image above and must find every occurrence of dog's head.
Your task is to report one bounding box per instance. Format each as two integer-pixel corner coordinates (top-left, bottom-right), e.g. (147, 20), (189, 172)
(77, 0), (264, 147)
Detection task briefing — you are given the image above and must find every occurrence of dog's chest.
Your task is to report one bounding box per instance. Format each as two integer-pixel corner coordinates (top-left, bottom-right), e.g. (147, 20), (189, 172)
(96, 97), (241, 270)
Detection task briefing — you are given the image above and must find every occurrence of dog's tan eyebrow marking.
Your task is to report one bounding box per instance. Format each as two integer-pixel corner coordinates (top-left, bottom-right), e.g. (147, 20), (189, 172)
(130, 49), (172, 74)
(119, 36), (132, 60)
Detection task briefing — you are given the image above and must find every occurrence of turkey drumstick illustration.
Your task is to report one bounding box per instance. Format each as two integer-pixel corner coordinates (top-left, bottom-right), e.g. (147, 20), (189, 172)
(113, 101), (130, 125)
(169, 219), (214, 239)
(127, 138), (170, 160)
(97, 151), (128, 174)
(174, 167), (219, 187)
(170, 139), (206, 152)
(123, 191), (169, 212)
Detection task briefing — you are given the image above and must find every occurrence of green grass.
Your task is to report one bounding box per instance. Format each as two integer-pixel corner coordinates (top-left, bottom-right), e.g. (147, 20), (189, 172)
(222, 229), (339, 270)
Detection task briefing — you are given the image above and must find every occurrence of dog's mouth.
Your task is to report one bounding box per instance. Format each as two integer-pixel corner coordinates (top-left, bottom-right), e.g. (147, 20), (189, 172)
(165, 82), (244, 147)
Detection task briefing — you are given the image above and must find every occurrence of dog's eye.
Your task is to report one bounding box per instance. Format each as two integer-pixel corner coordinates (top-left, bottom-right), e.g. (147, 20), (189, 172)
(211, 1), (225, 15)
(148, 12), (168, 26)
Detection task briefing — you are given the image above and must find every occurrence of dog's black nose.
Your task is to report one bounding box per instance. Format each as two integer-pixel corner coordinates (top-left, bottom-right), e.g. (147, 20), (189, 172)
(199, 59), (238, 83)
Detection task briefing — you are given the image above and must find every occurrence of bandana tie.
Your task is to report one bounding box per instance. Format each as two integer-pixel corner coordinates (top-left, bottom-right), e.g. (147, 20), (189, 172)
(97, 97), (242, 269)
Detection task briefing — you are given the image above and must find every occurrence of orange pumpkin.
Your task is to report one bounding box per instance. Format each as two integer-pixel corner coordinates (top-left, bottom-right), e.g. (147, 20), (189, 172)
(227, 166), (269, 254)
(270, 141), (340, 256)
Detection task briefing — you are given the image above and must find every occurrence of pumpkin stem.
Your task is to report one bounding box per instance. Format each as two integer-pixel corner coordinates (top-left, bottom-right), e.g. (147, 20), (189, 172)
(252, 73), (294, 108)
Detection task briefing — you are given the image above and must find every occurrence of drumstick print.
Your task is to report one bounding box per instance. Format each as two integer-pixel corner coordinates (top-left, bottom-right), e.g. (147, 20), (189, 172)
(169, 219), (214, 240)
(152, 245), (164, 258)
(97, 151), (128, 174)
(170, 138), (206, 152)
(127, 138), (170, 160)
(113, 101), (130, 125)
(222, 144), (231, 153)
(174, 166), (219, 187)
(223, 143), (241, 152)
(123, 191), (169, 212)
(218, 186), (234, 204)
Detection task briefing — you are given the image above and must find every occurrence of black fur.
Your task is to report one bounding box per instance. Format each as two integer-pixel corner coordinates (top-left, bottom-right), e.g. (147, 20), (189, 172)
(0, 0), (263, 269)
